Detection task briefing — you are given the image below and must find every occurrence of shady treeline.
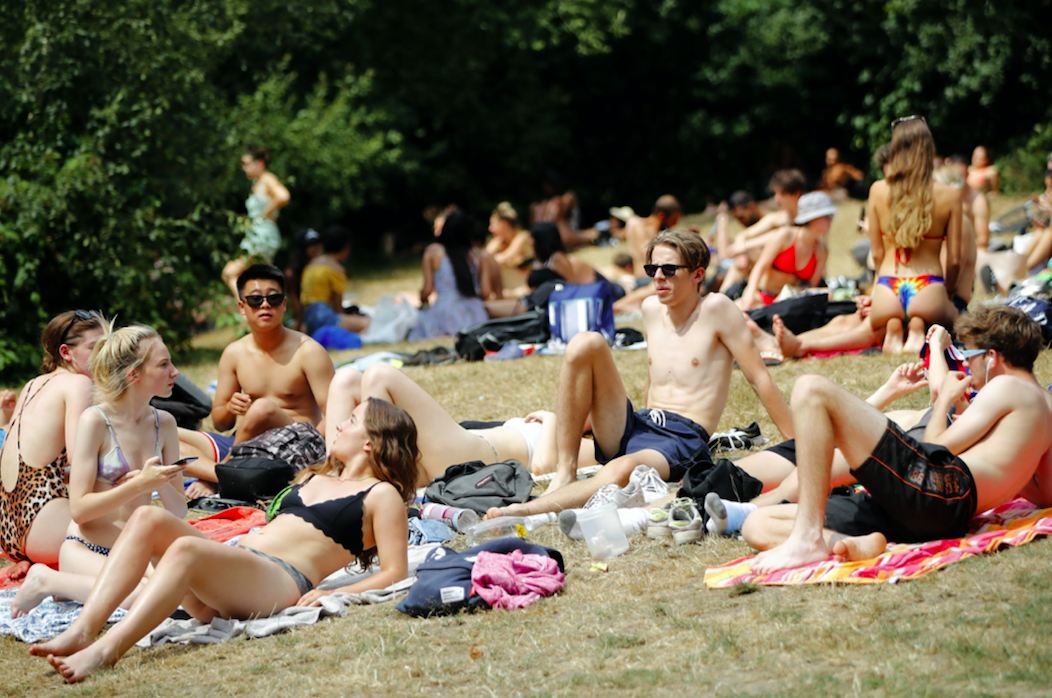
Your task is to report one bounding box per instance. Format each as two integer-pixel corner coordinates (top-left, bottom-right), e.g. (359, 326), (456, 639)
(2, 0), (1051, 378)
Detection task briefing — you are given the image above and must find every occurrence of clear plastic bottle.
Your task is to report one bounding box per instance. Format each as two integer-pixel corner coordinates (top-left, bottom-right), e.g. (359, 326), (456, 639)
(464, 512), (556, 546)
(419, 503), (479, 532)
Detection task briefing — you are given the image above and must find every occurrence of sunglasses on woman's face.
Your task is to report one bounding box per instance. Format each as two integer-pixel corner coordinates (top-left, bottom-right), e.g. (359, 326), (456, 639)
(643, 264), (690, 278)
(241, 293), (286, 309)
(891, 114), (926, 130)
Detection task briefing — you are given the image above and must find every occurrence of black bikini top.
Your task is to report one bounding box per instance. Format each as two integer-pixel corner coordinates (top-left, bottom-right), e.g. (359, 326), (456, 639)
(276, 475), (377, 556)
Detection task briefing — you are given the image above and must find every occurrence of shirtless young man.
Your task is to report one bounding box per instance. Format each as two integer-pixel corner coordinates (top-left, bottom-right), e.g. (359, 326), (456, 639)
(485, 230), (794, 519)
(185, 264), (333, 496)
(746, 305), (1052, 573)
(719, 170), (805, 294)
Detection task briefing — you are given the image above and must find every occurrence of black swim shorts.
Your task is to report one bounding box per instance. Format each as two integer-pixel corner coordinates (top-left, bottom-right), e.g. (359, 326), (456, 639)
(824, 421), (977, 543)
(594, 400), (711, 483)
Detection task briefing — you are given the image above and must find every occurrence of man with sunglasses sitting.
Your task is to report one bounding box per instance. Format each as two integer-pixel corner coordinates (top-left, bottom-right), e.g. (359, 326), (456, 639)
(484, 230), (794, 519)
(185, 264), (334, 497)
(747, 305), (1052, 574)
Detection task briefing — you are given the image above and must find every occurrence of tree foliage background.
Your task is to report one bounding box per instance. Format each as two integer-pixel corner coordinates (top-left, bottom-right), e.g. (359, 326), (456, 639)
(2, 0), (1051, 379)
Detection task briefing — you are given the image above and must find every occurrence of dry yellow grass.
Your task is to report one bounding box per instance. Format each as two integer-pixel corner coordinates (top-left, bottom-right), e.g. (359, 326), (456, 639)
(3, 197), (1052, 696)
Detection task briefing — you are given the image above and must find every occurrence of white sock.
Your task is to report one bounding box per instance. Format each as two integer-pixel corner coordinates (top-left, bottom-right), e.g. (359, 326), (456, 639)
(721, 500), (756, 533)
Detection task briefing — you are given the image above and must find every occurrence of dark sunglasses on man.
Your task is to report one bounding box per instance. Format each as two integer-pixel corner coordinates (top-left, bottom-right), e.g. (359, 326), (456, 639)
(241, 293), (286, 309)
(643, 264), (690, 278)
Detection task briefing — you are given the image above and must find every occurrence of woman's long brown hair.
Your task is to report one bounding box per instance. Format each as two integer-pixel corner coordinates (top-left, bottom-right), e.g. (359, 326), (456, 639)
(885, 118), (935, 252)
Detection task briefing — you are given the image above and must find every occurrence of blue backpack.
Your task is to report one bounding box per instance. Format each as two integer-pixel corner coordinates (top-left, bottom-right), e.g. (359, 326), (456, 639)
(395, 538), (565, 617)
(546, 281), (616, 345)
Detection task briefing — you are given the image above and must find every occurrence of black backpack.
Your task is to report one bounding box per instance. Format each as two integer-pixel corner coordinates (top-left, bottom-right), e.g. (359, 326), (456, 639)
(423, 459), (534, 515)
(150, 374), (212, 430)
(454, 310), (550, 361)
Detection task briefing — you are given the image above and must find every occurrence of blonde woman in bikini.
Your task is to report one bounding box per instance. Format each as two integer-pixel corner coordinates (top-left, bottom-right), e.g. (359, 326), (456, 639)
(868, 116), (962, 355)
(12, 325), (188, 617)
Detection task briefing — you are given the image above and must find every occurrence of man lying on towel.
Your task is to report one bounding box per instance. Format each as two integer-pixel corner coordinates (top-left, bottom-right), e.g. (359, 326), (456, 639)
(746, 305), (1052, 574)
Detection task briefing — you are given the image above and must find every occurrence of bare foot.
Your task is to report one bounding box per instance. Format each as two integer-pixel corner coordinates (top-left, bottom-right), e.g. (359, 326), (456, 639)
(902, 330), (926, 356)
(482, 502), (531, 520)
(46, 643), (116, 683)
(832, 532), (887, 561)
(29, 625), (94, 658)
(882, 331), (904, 355)
(750, 535), (832, 575)
(11, 564), (56, 618)
(3, 559), (31, 583)
(772, 315), (803, 358)
(544, 471), (576, 494)
(186, 480), (217, 500)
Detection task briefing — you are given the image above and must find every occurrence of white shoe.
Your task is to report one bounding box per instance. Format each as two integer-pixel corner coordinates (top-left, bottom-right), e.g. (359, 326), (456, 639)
(668, 499), (703, 545)
(583, 481), (645, 510)
(629, 465), (670, 504)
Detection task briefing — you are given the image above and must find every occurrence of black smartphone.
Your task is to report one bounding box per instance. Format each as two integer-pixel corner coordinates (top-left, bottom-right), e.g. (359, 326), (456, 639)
(173, 457), (198, 466)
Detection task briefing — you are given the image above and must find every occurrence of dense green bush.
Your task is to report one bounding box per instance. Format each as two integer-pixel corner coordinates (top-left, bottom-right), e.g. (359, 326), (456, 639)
(3, 0), (1051, 381)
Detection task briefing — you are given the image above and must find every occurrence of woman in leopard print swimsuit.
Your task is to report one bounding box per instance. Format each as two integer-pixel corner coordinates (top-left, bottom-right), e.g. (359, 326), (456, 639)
(0, 311), (107, 564)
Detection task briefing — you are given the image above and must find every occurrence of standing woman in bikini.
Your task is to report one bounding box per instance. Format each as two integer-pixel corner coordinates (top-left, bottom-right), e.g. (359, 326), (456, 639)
(868, 116), (962, 355)
(0, 311), (107, 567)
(11, 325), (189, 617)
(32, 398), (419, 683)
(221, 145), (291, 300)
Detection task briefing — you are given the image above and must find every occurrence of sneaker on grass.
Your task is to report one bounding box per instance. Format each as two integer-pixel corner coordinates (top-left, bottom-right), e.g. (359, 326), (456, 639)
(668, 499), (703, 545)
(646, 497), (692, 539)
(629, 465), (670, 504)
(583, 480), (645, 510)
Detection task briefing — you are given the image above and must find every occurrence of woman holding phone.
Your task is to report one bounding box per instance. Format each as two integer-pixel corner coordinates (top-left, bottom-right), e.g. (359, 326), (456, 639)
(12, 324), (188, 616)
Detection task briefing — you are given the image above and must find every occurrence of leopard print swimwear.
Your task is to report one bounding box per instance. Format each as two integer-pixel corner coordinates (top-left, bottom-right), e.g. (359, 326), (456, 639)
(0, 454), (68, 562)
(0, 376), (71, 563)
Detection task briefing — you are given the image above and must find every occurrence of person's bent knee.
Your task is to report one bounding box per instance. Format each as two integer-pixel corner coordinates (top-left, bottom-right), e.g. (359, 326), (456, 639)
(128, 505), (174, 530)
(331, 367), (363, 394)
(790, 374), (834, 404)
(565, 332), (609, 363)
(362, 362), (400, 388)
(163, 536), (209, 567)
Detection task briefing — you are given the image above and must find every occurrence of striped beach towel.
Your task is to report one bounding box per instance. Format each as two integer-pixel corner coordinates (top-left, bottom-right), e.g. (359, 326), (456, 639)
(704, 498), (1052, 588)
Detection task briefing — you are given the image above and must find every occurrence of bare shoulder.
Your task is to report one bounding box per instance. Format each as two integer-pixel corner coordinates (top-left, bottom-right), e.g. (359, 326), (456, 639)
(934, 182), (962, 207)
(366, 481), (405, 508)
(868, 179), (889, 201)
(221, 334), (253, 361)
(983, 375), (1049, 409)
(760, 211), (789, 227)
(55, 372), (93, 398)
(155, 408), (178, 431)
(700, 292), (740, 317)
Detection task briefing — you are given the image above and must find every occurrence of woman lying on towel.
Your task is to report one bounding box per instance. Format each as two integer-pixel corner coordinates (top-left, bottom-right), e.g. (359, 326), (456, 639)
(326, 363), (597, 482)
(30, 398), (419, 683)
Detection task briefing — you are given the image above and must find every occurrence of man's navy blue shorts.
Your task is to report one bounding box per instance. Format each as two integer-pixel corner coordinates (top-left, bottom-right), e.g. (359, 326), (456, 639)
(594, 400), (711, 483)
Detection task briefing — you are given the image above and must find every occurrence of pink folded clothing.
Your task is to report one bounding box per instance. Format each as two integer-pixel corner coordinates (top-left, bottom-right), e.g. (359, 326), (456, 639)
(471, 549), (565, 610)
(189, 507), (267, 542)
(705, 498), (1052, 588)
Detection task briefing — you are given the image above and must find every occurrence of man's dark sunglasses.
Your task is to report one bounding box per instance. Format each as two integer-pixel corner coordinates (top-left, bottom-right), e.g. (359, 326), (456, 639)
(61, 310), (100, 344)
(891, 114), (925, 130)
(643, 264), (690, 278)
(241, 293), (286, 309)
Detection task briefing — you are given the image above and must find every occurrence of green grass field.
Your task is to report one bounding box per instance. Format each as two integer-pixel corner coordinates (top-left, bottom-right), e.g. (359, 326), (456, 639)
(3, 198), (1052, 697)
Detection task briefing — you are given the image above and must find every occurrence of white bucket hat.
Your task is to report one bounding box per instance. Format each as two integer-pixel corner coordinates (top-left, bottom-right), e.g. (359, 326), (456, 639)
(794, 192), (838, 225)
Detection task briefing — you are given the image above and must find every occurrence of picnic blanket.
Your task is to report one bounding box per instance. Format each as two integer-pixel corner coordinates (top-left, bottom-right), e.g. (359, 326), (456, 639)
(704, 498), (1052, 588)
(137, 577), (417, 647)
(0, 588), (127, 643)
